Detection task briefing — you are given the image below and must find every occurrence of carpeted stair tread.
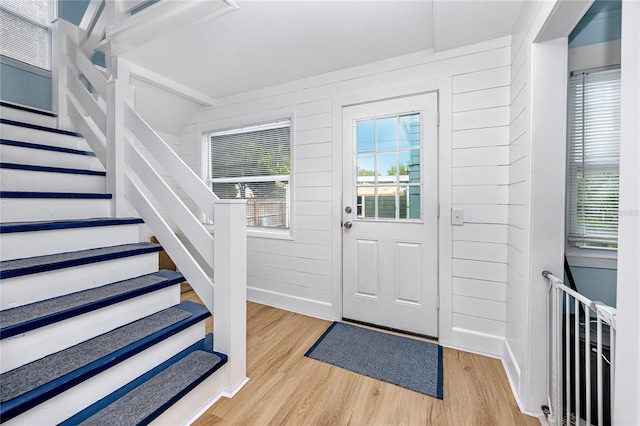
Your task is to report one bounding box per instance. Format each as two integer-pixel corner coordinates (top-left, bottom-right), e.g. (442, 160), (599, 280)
(0, 242), (161, 279)
(0, 217), (143, 234)
(0, 270), (184, 339)
(0, 301), (210, 422)
(81, 351), (221, 426)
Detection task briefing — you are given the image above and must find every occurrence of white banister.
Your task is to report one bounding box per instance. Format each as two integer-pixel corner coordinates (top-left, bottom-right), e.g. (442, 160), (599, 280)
(81, 11), (107, 57)
(123, 104), (219, 219)
(213, 200), (248, 393)
(78, 0), (102, 34)
(125, 177), (215, 313)
(106, 58), (134, 217)
(52, 19), (79, 130)
(66, 96), (106, 164)
(67, 38), (108, 101)
(125, 141), (215, 269)
(55, 0), (249, 407)
(67, 68), (107, 134)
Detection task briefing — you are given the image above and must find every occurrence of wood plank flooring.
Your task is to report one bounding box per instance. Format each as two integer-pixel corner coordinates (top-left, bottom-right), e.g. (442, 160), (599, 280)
(182, 291), (540, 426)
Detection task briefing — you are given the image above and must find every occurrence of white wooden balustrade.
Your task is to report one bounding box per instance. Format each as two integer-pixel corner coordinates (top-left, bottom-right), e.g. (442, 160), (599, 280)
(52, 0), (247, 395)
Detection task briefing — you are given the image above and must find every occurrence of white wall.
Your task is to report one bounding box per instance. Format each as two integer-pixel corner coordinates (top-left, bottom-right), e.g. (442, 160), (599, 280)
(504, 0), (561, 415)
(177, 37), (514, 356)
(615, 0), (640, 423)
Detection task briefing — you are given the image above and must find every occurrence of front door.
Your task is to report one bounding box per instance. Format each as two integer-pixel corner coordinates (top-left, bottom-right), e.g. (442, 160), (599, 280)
(342, 93), (439, 337)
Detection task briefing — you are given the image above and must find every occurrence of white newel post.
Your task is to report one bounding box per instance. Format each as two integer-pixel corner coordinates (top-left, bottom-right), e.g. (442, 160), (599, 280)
(51, 19), (78, 131)
(213, 200), (248, 394)
(106, 58), (134, 217)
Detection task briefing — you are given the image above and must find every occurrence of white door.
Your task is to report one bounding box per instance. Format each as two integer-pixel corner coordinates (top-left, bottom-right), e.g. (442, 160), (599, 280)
(342, 93), (439, 337)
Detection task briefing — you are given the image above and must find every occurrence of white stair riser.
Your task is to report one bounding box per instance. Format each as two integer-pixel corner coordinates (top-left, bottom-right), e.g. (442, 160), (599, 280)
(0, 123), (90, 152)
(3, 322), (206, 426)
(1, 253), (159, 309)
(0, 198), (111, 222)
(0, 285), (181, 373)
(0, 106), (57, 128)
(151, 364), (227, 426)
(0, 144), (103, 171)
(0, 169), (105, 193)
(0, 224), (141, 261)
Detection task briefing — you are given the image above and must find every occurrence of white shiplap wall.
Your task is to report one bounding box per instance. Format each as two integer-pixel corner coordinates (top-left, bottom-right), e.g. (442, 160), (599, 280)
(451, 66), (511, 353)
(176, 37), (514, 355)
(504, 0), (557, 415)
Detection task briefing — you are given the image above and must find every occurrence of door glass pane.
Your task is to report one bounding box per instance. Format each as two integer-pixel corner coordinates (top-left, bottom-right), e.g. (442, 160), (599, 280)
(377, 186), (397, 218)
(357, 120), (374, 153)
(354, 112), (421, 221)
(357, 154), (375, 184)
(377, 117), (396, 151)
(377, 152), (397, 184)
(399, 114), (420, 148)
(404, 185), (421, 219)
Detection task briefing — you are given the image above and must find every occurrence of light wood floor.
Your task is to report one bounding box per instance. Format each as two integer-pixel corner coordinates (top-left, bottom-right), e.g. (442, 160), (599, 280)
(181, 291), (540, 426)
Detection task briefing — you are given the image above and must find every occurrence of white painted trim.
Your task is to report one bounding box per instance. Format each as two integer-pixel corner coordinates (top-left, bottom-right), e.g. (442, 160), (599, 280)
(128, 62), (216, 107)
(108, 0), (238, 56)
(568, 40), (621, 72)
(247, 286), (333, 321)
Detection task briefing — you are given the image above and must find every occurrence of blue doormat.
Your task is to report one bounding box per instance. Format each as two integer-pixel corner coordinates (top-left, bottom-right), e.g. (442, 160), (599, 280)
(305, 322), (443, 399)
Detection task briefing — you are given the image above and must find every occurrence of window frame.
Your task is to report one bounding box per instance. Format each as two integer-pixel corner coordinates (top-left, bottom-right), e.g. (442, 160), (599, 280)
(201, 114), (295, 240)
(565, 64), (621, 268)
(0, 0), (57, 73)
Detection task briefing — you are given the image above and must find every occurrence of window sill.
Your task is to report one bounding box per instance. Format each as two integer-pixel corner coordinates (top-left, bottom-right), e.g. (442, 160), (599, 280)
(566, 247), (617, 270)
(204, 224), (293, 241)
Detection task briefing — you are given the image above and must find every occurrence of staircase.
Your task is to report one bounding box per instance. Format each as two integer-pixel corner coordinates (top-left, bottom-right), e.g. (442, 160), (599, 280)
(0, 104), (227, 425)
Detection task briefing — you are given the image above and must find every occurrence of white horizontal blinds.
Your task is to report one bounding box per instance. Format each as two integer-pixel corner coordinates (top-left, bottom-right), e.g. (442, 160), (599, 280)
(567, 68), (621, 247)
(208, 120), (291, 228)
(0, 0), (56, 70)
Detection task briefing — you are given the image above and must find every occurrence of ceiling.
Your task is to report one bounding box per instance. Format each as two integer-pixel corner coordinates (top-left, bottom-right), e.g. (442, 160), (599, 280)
(123, 0), (528, 101)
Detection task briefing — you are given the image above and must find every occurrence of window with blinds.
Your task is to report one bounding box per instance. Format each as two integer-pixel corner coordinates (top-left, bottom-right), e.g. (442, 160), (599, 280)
(0, 0), (56, 71)
(567, 68), (621, 249)
(207, 120), (291, 229)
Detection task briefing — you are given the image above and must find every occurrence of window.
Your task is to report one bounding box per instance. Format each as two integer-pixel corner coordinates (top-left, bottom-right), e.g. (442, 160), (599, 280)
(355, 113), (421, 221)
(567, 68), (621, 250)
(0, 0), (56, 71)
(206, 120), (291, 229)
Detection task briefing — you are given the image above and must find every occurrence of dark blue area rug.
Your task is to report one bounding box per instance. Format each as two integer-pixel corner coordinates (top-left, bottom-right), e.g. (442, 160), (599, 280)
(305, 322), (443, 399)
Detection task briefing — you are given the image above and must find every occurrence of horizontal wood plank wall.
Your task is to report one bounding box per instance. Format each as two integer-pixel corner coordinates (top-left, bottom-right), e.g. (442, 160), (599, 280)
(451, 63), (510, 353)
(178, 36), (513, 356)
(504, 0), (547, 409)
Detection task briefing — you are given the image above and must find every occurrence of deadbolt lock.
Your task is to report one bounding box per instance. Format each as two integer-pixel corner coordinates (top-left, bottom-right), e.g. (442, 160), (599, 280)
(345, 206), (352, 214)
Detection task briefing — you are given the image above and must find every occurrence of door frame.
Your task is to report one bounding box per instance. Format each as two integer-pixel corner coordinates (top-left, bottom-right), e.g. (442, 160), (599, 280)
(330, 77), (454, 343)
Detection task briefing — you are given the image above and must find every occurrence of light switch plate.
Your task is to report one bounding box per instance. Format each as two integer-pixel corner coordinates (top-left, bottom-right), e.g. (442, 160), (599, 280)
(451, 208), (464, 226)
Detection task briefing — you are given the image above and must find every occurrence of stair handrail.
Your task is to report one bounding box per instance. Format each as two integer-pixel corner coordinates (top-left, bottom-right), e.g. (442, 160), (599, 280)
(53, 0), (247, 395)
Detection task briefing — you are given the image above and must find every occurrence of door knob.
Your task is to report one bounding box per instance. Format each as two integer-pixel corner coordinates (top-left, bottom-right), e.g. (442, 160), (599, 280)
(343, 221), (352, 229)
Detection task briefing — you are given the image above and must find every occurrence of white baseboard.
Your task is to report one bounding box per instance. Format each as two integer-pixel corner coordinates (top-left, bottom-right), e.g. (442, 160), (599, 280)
(447, 327), (506, 358)
(247, 286), (334, 321)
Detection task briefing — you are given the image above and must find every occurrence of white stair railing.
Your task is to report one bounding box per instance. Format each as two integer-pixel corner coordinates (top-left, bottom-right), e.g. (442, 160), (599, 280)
(52, 0), (247, 394)
(542, 271), (616, 426)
